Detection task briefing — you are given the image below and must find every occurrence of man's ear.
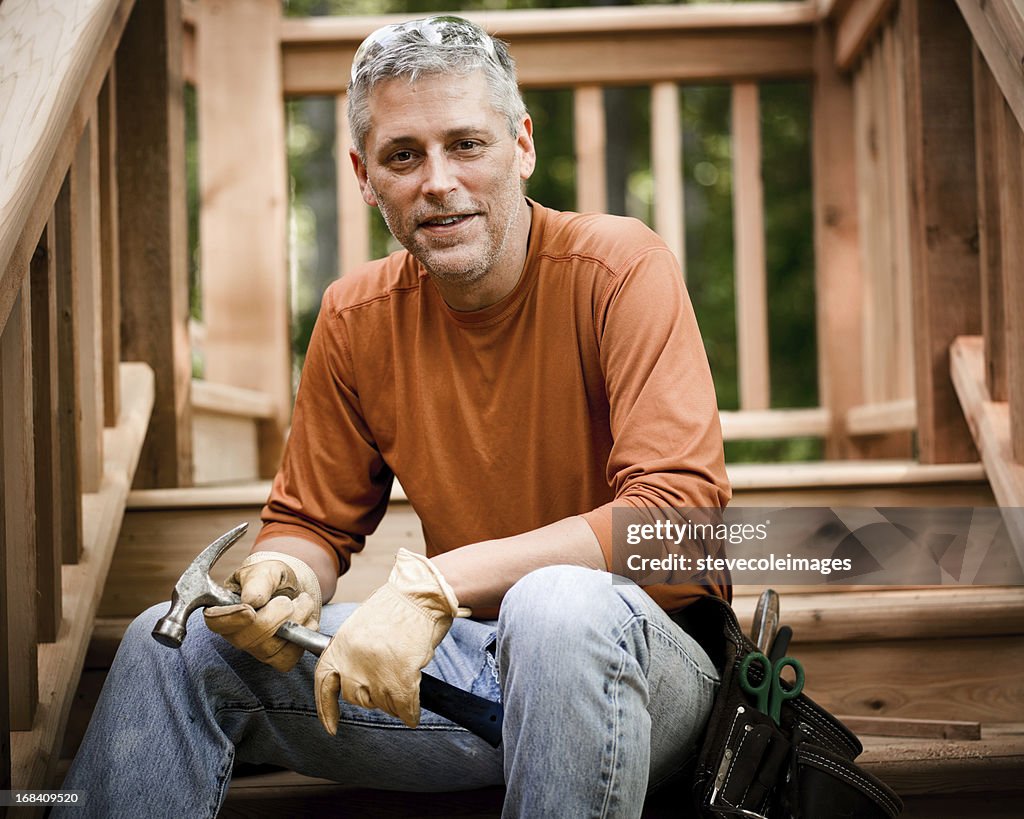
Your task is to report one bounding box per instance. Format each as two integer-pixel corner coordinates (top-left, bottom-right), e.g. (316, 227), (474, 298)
(517, 115), (537, 182)
(350, 148), (378, 207)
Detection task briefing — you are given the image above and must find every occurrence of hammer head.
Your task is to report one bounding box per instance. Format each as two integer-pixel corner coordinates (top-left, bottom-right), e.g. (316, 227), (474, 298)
(152, 522), (249, 648)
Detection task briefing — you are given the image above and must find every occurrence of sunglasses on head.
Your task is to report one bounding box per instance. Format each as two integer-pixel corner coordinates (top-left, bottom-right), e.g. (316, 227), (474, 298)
(351, 16), (498, 83)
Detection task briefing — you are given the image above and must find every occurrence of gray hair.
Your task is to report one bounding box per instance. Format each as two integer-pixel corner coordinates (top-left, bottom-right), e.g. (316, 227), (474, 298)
(347, 18), (527, 160)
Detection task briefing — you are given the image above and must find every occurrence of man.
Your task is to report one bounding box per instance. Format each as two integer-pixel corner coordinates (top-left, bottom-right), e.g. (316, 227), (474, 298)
(61, 16), (730, 818)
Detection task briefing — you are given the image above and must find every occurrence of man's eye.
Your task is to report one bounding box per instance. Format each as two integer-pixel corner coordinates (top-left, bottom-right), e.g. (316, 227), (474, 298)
(457, 140), (481, 151)
(390, 150), (414, 163)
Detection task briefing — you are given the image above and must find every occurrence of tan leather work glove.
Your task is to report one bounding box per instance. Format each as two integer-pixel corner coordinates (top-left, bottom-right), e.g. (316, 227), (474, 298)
(314, 548), (469, 734)
(205, 551), (322, 672)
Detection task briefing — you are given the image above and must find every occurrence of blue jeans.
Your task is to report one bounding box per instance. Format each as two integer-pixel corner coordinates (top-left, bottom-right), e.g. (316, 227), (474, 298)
(58, 566), (719, 818)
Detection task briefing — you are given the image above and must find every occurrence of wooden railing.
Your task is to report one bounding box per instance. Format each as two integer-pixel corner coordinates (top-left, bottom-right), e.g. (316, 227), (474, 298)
(184, 0), (926, 464)
(0, 0), (192, 792)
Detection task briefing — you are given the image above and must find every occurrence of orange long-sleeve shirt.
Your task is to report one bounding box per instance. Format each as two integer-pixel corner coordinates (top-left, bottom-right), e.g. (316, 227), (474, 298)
(258, 200), (731, 613)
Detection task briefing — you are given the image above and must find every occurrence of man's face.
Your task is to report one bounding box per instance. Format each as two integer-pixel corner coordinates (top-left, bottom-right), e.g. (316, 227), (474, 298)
(352, 70), (536, 287)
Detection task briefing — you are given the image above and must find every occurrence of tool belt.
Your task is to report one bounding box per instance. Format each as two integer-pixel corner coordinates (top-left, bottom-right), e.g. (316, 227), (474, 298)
(674, 596), (903, 819)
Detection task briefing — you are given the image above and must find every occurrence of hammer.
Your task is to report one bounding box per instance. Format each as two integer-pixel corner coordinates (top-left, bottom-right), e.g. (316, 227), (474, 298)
(152, 523), (504, 747)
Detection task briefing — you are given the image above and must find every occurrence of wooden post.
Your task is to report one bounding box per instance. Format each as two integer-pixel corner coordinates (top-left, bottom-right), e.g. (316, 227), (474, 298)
(99, 66), (121, 427)
(197, 0), (289, 478)
(731, 82), (770, 411)
(30, 226), (62, 643)
(116, 0), (192, 488)
(55, 177), (84, 565)
(996, 97), (1024, 463)
(812, 23), (865, 458)
(1, 279), (38, 731)
(0, 450), (8, 787)
(900, 0), (981, 463)
(574, 86), (607, 214)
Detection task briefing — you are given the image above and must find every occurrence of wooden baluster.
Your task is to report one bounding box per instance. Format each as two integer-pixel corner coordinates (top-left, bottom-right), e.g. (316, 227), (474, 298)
(31, 225), (62, 643)
(731, 82), (770, 411)
(2, 278), (38, 731)
(900, 0), (981, 463)
(100, 67), (122, 427)
(337, 93), (370, 277)
(55, 176), (84, 565)
(574, 86), (607, 214)
(0, 319), (10, 793)
(651, 82), (685, 277)
(74, 110), (105, 494)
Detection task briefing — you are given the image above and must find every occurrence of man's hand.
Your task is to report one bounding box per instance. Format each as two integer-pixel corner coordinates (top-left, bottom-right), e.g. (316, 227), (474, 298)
(313, 548), (466, 734)
(205, 552), (322, 672)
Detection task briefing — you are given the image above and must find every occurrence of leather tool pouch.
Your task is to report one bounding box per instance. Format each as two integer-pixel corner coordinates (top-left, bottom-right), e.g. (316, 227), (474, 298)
(674, 596), (903, 819)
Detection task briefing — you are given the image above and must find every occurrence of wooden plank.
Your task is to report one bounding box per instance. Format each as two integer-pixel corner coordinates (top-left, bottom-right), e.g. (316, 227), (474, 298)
(197, 0), (288, 479)
(951, 337), (1024, 510)
(11, 364), (152, 791)
(650, 82), (685, 274)
(812, 23), (868, 458)
(729, 459), (986, 490)
(190, 379), (277, 419)
(99, 67), (121, 427)
(1, 279), (38, 731)
(719, 407), (830, 440)
(192, 413), (260, 485)
(116, 0), (193, 489)
(573, 86), (606, 214)
(336, 93), (370, 276)
(833, 0), (896, 71)
(900, 0), (981, 464)
(0, 0), (135, 332)
(73, 110), (105, 494)
(731, 82), (770, 411)
(0, 363), (8, 789)
(955, 0), (1024, 136)
(54, 176), (84, 565)
(836, 715), (981, 741)
(30, 225), (62, 643)
(846, 399), (916, 435)
(995, 98), (1024, 464)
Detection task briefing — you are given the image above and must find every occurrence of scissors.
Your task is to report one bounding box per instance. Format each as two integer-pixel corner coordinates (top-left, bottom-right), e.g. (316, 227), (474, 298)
(739, 651), (805, 725)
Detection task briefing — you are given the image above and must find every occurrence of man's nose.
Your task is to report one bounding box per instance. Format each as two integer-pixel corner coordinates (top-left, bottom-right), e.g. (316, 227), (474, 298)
(420, 153), (458, 199)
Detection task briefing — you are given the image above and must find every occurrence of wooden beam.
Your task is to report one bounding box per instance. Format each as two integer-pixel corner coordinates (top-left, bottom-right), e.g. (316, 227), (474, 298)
(54, 177), (84, 565)
(719, 407), (831, 440)
(99, 67), (121, 427)
(833, 0), (896, 71)
(279, 7), (816, 95)
(10, 363), (153, 790)
(955, 0), (1024, 136)
(0, 0), (135, 332)
(573, 86), (607, 214)
(197, 0), (289, 479)
(116, 0), (193, 488)
(336, 94), (370, 277)
(901, 0), (981, 464)
(73, 110), (105, 494)
(1, 279), (37, 732)
(731, 82), (770, 411)
(30, 226), (62, 644)
(650, 82), (685, 275)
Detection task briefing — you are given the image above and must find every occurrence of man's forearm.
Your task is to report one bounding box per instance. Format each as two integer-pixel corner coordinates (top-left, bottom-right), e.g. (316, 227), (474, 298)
(250, 536), (339, 602)
(430, 516), (606, 611)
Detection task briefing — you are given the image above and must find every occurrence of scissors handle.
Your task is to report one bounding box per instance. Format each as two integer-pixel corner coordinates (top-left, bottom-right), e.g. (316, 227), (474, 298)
(739, 651), (804, 725)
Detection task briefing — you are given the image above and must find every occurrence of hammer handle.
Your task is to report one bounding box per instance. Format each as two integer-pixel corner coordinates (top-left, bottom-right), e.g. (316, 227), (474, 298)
(276, 620), (504, 747)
